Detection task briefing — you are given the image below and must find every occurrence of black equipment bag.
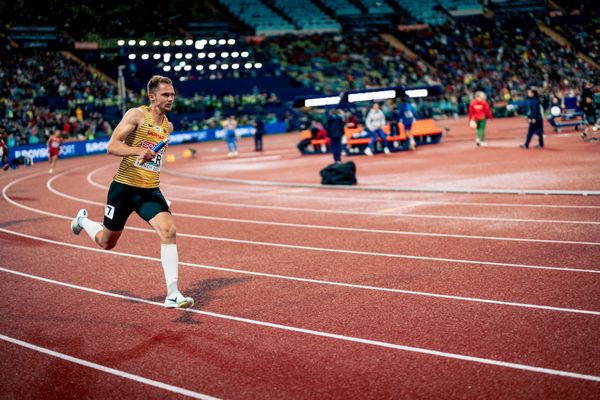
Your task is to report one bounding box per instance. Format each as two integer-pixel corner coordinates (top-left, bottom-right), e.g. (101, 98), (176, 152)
(320, 161), (357, 185)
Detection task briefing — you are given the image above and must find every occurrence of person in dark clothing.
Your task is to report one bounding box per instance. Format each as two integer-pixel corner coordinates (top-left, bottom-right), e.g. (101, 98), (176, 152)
(254, 114), (265, 151)
(581, 95), (597, 141)
(297, 120), (327, 154)
(326, 108), (345, 163)
(521, 89), (544, 149)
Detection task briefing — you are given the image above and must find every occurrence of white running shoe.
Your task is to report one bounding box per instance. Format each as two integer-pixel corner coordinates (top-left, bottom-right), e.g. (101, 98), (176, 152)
(70, 209), (88, 235)
(480, 141), (488, 147)
(383, 147), (390, 154)
(164, 293), (194, 309)
(364, 147), (373, 156)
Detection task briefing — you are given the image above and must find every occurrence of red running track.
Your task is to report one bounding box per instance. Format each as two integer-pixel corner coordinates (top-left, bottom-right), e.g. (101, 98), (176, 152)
(1, 117), (599, 399)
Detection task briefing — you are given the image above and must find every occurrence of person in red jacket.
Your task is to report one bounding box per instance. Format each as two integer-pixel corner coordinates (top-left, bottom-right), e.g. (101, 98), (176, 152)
(468, 91), (493, 147)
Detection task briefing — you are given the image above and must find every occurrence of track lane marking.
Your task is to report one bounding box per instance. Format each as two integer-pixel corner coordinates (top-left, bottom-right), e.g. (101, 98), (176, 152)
(0, 333), (219, 399)
(1, 266), (599, 383)
(48, 173), (600, 246)
(1, 228), (599, 314)
(86, 165), (600, 222)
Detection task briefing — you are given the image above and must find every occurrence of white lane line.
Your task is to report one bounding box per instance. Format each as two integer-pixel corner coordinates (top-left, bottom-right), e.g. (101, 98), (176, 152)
(1, 266), (599, 383)
(160, 182), (600, 210)
(2, 176), (598, 275)
(7, 178), (600, 274)
(86, 165), (600, 224)
(1, 228), (599, 315)
(46, 173), (600, 246)
(0, 333), (219, 400)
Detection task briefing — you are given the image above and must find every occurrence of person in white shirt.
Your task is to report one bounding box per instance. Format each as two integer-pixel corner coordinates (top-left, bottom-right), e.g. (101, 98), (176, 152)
(364, 103), (390, 156)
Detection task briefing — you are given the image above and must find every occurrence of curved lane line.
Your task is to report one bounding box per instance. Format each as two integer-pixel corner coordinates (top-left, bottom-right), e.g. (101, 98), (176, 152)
(1, 266), (599, 383)
(45, 173), (600, 246)
(0, 334), (219, 400)
(1, 228), (599, 314)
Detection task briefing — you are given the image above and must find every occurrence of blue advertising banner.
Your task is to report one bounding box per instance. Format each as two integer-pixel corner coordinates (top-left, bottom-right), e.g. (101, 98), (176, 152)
(7, 122), (287, 164)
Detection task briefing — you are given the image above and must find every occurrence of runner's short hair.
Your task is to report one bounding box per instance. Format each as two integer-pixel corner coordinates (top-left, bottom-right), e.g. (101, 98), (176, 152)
(147, 75), (173, 94)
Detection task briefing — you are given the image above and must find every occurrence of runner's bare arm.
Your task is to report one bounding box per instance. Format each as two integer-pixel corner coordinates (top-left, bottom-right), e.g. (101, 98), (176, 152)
(107, 108), (153, 159)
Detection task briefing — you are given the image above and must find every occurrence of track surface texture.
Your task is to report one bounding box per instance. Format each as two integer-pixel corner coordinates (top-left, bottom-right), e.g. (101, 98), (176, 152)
(1, 117), (599, 399)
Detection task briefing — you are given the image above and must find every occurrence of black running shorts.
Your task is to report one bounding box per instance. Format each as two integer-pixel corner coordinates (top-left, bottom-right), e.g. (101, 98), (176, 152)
(103, 181), (170, 231)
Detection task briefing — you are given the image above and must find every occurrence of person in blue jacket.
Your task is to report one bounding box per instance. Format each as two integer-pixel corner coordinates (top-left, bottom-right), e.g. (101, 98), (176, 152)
(399, 96), (418, 150)
(521, 89), (544, 149)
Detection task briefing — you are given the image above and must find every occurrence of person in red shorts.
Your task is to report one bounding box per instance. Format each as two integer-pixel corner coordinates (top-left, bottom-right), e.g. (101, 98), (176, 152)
(47, 129), (63, 174)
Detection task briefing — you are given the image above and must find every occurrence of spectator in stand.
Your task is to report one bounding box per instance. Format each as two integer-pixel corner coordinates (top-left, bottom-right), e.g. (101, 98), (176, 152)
(326, 108), (345, 163)
(398, 96), (419, 150)
(521, 89), (544, 149)
(46, 129), (64, 174)
(468, 91), (493, 147)
(364, 103), (390, 156)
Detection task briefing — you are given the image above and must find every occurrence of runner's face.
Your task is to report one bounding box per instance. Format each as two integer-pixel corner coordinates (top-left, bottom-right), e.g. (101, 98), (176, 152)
(150, 84), (175, 112)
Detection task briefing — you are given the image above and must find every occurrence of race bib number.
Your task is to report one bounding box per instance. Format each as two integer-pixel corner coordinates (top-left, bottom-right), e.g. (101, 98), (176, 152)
(404, 110), (413, 119)
(134, 140), (165, 172)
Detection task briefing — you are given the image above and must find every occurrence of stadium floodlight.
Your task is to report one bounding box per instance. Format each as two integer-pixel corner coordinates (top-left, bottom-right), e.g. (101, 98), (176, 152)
(231, 51), (239, 58)
(162, 40), (170, 47)
(174, 65), (182, 71)
(153, 40), (160, 46)
(175, 40), (183, 46)
(163, 54), (171, 62)
(405, 89), (428, 98)
(198, 53), (206, 59)
(209, 39), (217, 45)
(184, 65), (192, 71)
(227, 39), (236, 45)
(139, 40), (147, 46)
(221, 52), (229, 58)
(208, 52), (216, 58)
(175, 53), (183, 59)
(163, 65), (171, 72)
(194, 41), (204, 50)
(185, 53), (192, 59)
(196, 65), (204, 71)
(185, 39), (193, 46)
(241, 51), (249, 57)
(244, 62), (252, 69)
(141, 54), (149, 60)
(153, 54), (161, 60)
(348, 90), (396, 103)
(231, 64), (240, 70)
(305, 96), (341, 107)
(209, 64), (217, 70)
(221, 64), (229, 70)
(117, 40), (125, 46)
(128, 54), (136, 60)
(179, 61), (186, 66)
(128, 39), (136, 46)
(254, 63), (263, 69)
(218, 39), (226, 45)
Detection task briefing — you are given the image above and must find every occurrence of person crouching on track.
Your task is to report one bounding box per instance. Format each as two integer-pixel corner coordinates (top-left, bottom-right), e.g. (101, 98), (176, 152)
(364, 103), (390, 156)
(70, 75), (194, 309)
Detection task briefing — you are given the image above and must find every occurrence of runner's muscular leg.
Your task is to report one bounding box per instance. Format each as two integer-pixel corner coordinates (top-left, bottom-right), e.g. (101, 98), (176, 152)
(149, 211), (176, 244)
(95, 228), (122, 250)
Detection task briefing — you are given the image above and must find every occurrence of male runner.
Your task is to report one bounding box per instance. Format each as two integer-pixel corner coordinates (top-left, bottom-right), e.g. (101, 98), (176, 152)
(70, 75), (194, 309)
